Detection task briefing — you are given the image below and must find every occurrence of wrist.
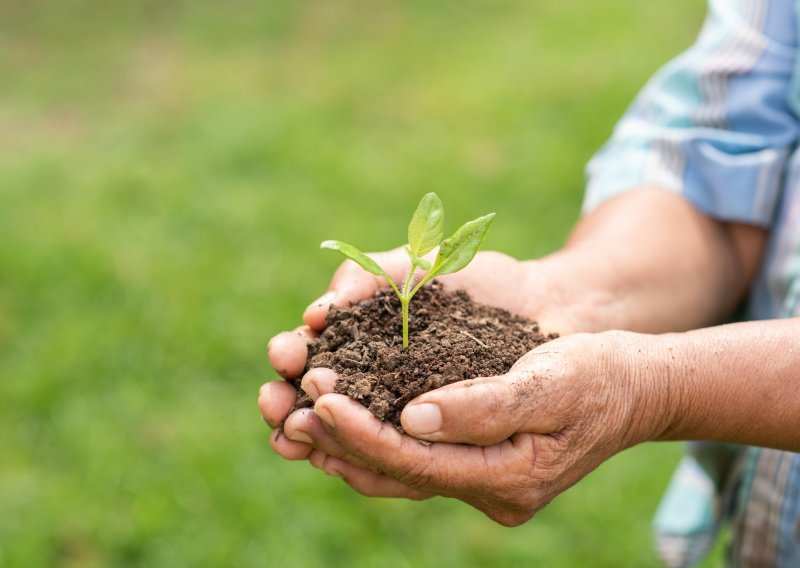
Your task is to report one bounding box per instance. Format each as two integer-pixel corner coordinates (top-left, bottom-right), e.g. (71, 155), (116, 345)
(598, 330), (682, 447)
(626, 332), (688, 444)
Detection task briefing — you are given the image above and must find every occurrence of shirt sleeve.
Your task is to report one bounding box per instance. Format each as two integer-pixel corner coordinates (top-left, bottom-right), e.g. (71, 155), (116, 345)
(584, 0), (800, 226)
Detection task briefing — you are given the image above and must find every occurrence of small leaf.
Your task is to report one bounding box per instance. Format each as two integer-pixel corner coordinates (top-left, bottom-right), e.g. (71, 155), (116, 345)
(320, 240), (388, 277)
(428, 213), (495, 277)
(405, 245), (432, 270)
(407, 192), (444, 257)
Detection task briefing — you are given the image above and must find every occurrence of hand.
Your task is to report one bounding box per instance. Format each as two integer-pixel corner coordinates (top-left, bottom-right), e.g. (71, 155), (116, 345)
(266, 246), (573, 382)
(301, 247), (575, 334)
(262, 330), (669, 525)
(260, 247), (574, 465)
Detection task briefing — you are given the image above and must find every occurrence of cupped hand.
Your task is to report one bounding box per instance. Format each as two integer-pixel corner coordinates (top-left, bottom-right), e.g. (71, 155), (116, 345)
(265, 246), (573, 384)
(260, 247), (578, 505)
(276, 331), (666, 525)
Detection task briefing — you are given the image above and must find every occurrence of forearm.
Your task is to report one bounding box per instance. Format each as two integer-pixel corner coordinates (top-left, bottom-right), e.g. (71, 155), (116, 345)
(532, 188), (765, 333)
(645, 319), (800, 451)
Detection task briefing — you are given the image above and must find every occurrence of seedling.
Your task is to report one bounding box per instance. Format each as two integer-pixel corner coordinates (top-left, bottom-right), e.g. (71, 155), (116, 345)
(321, 193), (495, 349)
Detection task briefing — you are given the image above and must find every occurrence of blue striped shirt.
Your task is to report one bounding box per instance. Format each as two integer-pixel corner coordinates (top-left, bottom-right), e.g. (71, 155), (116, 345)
(583, 1), (800, 565)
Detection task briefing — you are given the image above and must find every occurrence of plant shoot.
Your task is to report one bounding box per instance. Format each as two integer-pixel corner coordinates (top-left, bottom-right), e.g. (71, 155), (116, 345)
(321, 193), (495, 348)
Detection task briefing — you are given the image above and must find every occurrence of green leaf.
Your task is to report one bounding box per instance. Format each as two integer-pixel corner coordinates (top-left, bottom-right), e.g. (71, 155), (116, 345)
(320, 240), (388, 277)
(407, 192), (444, 257)
(404, 245), (431, 271)
(428, 213), (495, 278)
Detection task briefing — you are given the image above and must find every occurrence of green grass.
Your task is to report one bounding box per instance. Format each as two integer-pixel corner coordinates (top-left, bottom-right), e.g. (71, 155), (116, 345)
(0, 1), (715, 566)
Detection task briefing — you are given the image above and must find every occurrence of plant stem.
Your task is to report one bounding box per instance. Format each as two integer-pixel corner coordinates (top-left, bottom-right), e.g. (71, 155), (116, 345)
(401, 299), (409, 349)
(400, 262), (417, 349)
(386, 278), (402, 299)
(401, 264), (415, 298)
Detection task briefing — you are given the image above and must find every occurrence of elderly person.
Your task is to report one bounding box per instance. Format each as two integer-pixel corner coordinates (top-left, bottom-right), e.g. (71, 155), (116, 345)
(261, 1), (800, 565)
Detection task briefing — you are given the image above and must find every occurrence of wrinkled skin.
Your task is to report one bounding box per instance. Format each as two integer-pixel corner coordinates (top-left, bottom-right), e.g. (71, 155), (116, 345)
(260, 248), (664, 525)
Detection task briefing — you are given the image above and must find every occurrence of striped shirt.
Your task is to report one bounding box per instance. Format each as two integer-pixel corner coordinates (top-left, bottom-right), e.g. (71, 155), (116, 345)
(583, 1), (800, 565)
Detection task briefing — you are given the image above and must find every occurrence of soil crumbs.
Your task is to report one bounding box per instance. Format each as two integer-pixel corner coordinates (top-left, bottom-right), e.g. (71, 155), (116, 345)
(295, 281), (556, 431)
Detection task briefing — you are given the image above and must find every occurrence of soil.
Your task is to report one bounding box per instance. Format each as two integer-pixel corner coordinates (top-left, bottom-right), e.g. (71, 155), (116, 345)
(293, 281), (557, 431)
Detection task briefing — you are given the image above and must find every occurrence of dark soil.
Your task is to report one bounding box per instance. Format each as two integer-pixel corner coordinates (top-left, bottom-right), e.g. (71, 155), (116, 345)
(293, 281), (556, 431)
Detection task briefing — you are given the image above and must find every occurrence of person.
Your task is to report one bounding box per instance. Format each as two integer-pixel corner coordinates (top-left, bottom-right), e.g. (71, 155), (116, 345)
(260, 1), (800, 565)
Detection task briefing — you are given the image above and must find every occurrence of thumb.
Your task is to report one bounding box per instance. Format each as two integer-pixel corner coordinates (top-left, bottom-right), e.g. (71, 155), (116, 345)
(400, 375), (526, 446)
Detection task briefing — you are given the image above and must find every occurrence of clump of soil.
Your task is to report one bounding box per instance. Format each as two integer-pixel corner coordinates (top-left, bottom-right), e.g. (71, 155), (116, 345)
(294, 281), (556, 430)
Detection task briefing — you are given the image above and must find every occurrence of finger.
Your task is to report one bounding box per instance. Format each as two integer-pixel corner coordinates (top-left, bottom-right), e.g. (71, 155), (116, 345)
(314, 394), (523, 493)
(294, 325), (318, 341)
(270, 428), (314, 460)
(283, 407), (372, 469)
(399, 375), (523, 445)
(303, 248), (411, 331)
(267, 329), (311, 379)
(300, 367), (338, 402)
(302, 290), (342, 332)
(308, 450), (430, 500)
(258, 381), (298, 428)
(399, 342), (572, 446)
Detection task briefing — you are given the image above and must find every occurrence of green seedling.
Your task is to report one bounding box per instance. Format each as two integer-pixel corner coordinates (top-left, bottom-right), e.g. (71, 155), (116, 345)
(321, 192), (495, 349)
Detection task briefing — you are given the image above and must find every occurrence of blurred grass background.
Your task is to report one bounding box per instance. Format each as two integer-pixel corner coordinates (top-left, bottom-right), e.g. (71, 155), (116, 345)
(0, 1), (714, 566)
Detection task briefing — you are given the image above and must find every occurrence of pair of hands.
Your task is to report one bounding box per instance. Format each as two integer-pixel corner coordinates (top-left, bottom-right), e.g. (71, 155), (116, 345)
(260, 249), (666, 526)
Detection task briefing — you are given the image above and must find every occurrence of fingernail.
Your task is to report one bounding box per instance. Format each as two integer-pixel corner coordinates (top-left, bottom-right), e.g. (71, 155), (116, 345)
(309, 291), (336, 309)
(327, 468), (344, 479)
(403, 403), (442, 435)
(286, 430), (313, 444)
(301, 377), (320, 400)
(315, 406), (335, 428)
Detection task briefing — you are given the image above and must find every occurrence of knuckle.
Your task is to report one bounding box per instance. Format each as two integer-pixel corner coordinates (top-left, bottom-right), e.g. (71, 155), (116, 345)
(476, 395), (516, 444)
(451, 378), (517, 441)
